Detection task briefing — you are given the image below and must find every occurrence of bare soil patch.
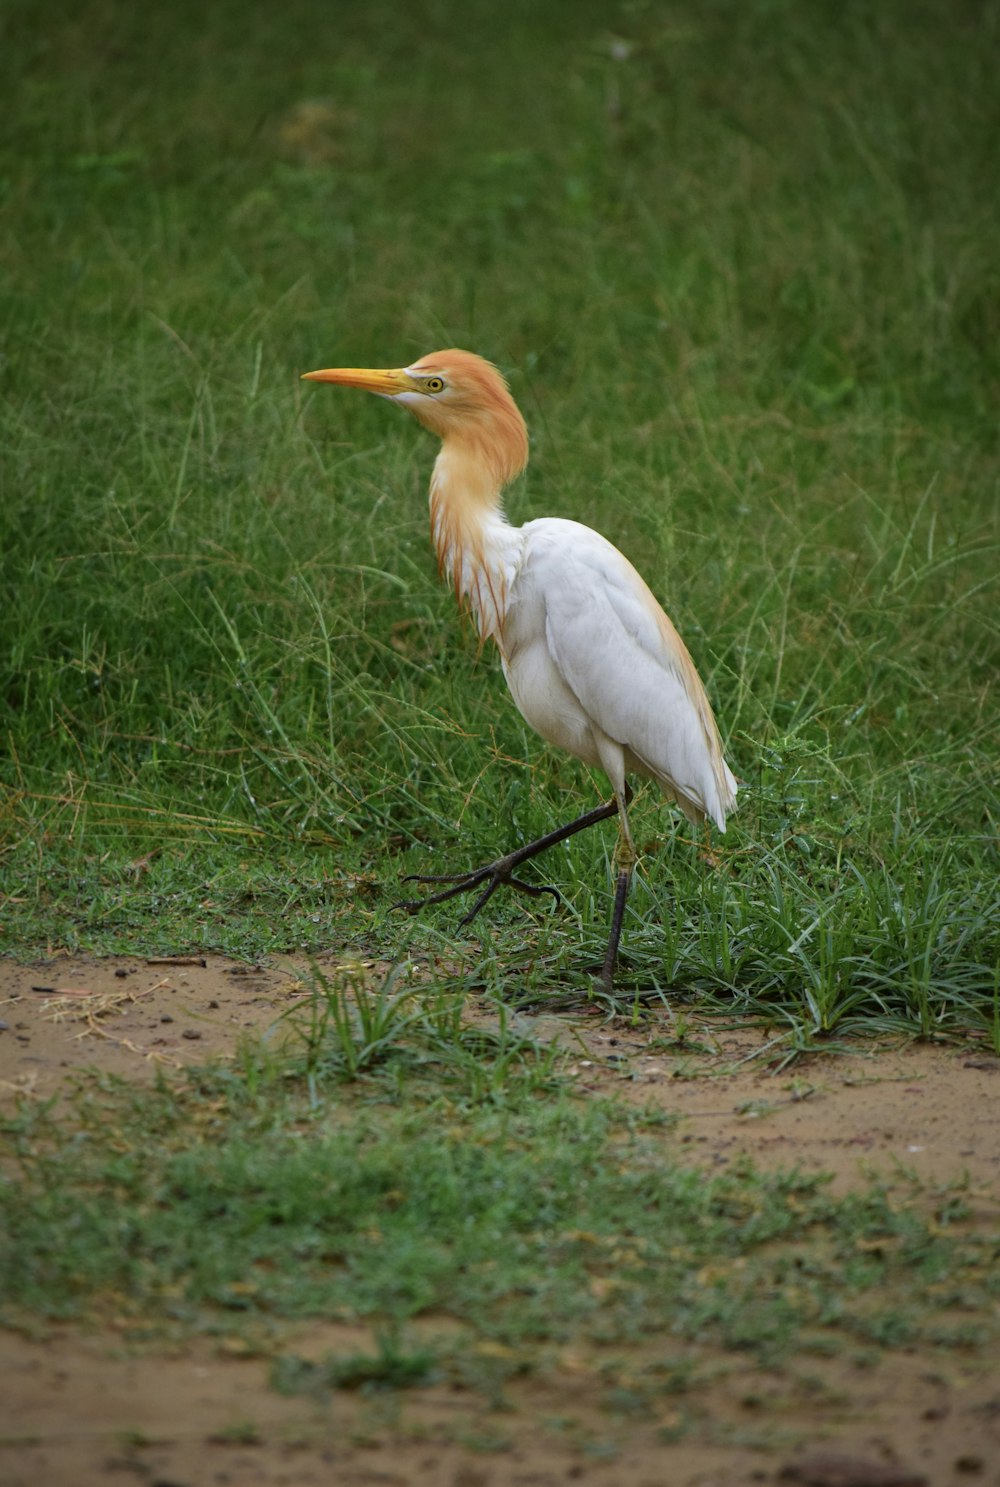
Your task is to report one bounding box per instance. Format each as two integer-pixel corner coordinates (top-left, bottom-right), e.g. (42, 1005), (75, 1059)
(2, 953), (999, 1487)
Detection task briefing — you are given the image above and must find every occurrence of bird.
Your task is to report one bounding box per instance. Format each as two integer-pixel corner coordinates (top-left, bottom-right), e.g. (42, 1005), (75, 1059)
(302, 349), (737, 990)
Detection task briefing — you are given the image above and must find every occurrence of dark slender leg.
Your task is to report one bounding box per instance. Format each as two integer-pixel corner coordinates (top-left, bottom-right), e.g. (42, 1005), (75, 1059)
(394, 797), (620, 927)
(597, 867), (632, 992)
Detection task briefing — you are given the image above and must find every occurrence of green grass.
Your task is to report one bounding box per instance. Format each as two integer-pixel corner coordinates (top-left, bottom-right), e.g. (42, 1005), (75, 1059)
(2, 1016), (996, 1403)
(2, 0), (998, 1038)
(3, 4), (998, 1424)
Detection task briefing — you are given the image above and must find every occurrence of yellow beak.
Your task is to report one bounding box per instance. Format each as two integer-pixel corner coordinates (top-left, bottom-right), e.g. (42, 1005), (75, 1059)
(301, 366), (412, 395)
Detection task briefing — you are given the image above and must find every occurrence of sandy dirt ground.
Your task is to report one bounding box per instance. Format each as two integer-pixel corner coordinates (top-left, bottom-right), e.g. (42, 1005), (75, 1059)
(2, 951), (999, 1487)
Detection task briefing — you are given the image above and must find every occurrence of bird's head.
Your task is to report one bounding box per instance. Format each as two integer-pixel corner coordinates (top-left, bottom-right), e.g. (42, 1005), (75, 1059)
(302, 348), (529, 488)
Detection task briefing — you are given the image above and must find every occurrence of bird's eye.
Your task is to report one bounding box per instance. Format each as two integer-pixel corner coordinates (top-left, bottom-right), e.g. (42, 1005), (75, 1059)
(424, 376), (445, 394)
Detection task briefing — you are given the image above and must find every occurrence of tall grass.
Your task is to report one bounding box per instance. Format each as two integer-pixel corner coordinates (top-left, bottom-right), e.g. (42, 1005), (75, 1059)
(1, 0), (997, 1030)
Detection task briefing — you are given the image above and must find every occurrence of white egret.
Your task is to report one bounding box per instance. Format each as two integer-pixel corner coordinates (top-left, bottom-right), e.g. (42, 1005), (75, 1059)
(302, 350), (737, 988)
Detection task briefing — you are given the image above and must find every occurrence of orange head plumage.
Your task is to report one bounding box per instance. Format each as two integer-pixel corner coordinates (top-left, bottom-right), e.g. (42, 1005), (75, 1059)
(302, 348), (529, 492)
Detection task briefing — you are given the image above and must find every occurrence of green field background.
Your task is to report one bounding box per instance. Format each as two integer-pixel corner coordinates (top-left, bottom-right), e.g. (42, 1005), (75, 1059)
(1, 0), (997, 1032)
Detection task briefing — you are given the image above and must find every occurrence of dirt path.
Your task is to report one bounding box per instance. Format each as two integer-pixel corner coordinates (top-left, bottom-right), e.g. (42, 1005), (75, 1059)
(2, 952), (999, 1487)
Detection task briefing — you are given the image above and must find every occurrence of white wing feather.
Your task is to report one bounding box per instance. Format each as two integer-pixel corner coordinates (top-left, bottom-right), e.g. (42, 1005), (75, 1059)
(503, 518), (736, 830)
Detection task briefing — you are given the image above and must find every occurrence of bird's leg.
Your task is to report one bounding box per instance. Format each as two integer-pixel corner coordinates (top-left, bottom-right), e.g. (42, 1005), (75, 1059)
(395, 797), (621, 927)
(595, 790), (637, 993)
(598, 868), (633, 992)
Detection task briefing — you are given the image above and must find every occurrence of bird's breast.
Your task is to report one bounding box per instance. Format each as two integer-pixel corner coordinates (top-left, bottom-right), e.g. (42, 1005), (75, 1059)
(433, 507), (525, 646)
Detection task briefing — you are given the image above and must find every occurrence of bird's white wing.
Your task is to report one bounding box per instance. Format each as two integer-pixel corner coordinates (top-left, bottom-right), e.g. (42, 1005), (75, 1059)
(513, 518), (736, 829)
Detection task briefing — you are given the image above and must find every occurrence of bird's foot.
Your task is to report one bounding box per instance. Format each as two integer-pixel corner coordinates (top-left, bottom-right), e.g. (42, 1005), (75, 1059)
(591, 963), (616, 997)
(394, 855), (561, 928)
(392, 799), (619, 935)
